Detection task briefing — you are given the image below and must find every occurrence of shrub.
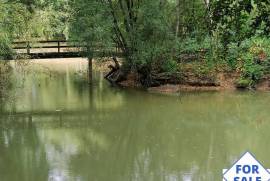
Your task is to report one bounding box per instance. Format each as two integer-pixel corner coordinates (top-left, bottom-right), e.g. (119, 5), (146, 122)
(226, 43), (241, 69)
(0, 36), (14, 60)
(161, 59), (178, 73)
(241, 62), (264, 86)
(177, 37), (211, 54)
(225, 36), (270, 88)
(236, 78), (253, 89)
(239, 37), (270, 84)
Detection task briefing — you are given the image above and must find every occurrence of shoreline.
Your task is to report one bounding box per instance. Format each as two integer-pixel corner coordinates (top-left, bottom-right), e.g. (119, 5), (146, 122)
(118, 71), (270, 93)
(7, 58), (270, 93)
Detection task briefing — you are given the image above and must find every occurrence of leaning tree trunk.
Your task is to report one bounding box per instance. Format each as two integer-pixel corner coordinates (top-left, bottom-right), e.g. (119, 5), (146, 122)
(105, 56), (131, 84)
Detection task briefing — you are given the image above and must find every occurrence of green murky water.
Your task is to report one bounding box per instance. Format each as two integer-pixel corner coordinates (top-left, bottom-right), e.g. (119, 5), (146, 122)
(0, 59), (270, 181)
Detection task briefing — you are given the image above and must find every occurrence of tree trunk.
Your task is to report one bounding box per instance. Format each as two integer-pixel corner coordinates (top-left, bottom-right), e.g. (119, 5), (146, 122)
(175, 0), (180, 37)
(105, 57), (129, 84)
(87, 45), (93, 84)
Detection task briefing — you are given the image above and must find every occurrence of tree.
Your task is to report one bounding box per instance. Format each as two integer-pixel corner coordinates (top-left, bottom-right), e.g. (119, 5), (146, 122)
(210, 0), (270, 48)
(0, 0), (30, 59)
(69, 0), (113, 81)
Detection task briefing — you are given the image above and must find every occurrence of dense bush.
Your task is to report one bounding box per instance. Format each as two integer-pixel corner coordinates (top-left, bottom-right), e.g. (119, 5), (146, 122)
(231, 36), (270, 88)
(0, 35), (14, 60)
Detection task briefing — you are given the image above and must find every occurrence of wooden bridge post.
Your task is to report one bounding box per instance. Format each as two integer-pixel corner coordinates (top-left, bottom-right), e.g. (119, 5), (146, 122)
(58, 41), (60, 53)
(87, 45), (93, 83)
(27, 41), (30, 54)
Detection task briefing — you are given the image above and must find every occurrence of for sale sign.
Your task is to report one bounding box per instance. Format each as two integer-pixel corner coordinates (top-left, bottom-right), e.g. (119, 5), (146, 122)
(223, 152), (270, 181)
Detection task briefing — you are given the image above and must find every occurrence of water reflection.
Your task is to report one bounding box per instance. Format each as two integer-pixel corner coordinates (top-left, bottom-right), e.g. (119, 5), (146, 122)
(0, 62), (14, 112)
(0, 116), (49, 181)
(0, 59), (270, 181)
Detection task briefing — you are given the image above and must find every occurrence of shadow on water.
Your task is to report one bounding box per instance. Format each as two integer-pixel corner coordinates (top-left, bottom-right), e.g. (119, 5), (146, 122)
(1, 59), (270, 181)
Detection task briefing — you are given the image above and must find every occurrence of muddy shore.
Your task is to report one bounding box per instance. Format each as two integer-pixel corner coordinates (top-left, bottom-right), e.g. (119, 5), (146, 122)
(94, 59), (270, 93)
(117, 69), (270, 93)
(12, 58), (270, 93)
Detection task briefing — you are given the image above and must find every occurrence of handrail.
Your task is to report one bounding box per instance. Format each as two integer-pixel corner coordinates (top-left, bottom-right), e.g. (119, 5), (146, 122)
(12, 40), (122, 58)
(13, 45), (84, 50)
(12, 40), (85, 54)
(13, 40), (69, 44)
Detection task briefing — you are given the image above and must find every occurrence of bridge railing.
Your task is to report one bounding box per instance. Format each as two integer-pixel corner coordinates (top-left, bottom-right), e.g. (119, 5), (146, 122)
(12, 40), (85, 54)
(12, 40), (122, 58)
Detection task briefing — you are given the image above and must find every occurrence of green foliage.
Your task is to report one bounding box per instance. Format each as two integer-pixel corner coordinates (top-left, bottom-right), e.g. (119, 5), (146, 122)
(0, 1), (30, 59)
(242, 38), (269, 83)
(205, 28), (225, 64)
(236, 78), (253, 89)
(242, 61), (264, 85)
(131, 0), (175, 67)
(0, 1), (30, 38)
(209, 0), (270, 86)
(68, 0), (113, 58)
(174, 0), (209, 38)
(28, 1), (70, 39)
(161, 59), (178, 73)
(231, 36), (270, 87)
(177, 37), (211, 53)
(226, 43), (240, 69)
(211, 0), (270, 34)
(0, 35), (13, 60)
(211, 0), (270, 50)
(0, 0), (70, 59)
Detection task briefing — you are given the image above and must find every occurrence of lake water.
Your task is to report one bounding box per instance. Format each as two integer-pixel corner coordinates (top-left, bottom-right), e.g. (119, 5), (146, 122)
(0, 58), (270, 181)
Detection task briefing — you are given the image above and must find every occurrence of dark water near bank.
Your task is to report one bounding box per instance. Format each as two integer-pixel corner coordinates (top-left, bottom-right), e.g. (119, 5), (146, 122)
(1, 59), (270, 181)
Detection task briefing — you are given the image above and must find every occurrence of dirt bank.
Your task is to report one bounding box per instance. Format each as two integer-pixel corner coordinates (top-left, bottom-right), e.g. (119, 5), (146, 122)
(113, 69), (270, 93)
(148, 72), (270, 93)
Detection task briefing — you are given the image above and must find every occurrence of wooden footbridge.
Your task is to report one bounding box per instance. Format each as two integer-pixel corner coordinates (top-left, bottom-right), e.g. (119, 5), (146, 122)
(12, 40), (122, 59)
